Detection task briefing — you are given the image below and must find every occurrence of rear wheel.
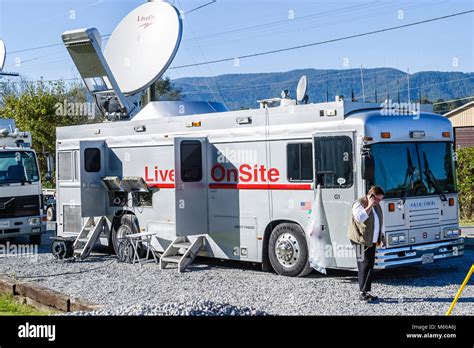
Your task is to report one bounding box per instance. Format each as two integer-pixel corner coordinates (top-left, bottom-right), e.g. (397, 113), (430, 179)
(51, 239), (74, 259)
(268, 223), (311, 277)
(111, 214), (145, 257)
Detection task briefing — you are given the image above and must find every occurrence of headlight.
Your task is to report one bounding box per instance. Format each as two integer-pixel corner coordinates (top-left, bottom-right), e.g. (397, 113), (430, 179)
(28, 217), (41, 225)
(390, 235), (399, 244)
(389, 233), (407, 245)
(444, 228), (460, 237)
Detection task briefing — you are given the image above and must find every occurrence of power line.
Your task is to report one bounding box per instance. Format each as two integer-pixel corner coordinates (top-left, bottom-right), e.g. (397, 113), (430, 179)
(182, 0), (216, 15)
(433, 96), (474, 105)
(6, 0), (215, 56)
(8, 34), (112, 55)
(353, 76), (474, 102)
(183, 0), (445, 46)
(182, 1), (378, 42)
(170, 9), (474, 70)
(177, 0), (227, 106)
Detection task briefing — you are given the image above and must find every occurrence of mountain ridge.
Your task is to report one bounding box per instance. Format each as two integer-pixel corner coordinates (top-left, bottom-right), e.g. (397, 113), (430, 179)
(172, 68), (474, 111)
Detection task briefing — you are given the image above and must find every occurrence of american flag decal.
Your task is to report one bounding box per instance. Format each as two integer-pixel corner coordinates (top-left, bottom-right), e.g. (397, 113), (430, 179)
(300, 201), (312, 210)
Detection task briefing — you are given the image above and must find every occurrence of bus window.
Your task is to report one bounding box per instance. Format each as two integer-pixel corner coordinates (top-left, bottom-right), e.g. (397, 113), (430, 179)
(58, 151), (73, 181)
(314, 136), (353, 188)
(84, 148), (101, 173)
(287, 143), (313, 181)
(181, 141), (202, 182)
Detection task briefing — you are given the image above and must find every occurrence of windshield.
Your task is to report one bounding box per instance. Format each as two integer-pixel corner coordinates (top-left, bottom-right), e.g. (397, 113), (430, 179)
(369, 142), (456, 199)
(0, 151), (40, 184)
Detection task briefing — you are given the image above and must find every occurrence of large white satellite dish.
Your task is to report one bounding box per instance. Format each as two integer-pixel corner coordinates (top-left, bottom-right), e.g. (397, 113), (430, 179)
(104, 1), (182, 95)
(0, 40), (6, 71)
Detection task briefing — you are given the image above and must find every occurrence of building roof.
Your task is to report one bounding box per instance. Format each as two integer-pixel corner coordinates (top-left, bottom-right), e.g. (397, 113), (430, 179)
(444, 101), (474, 118)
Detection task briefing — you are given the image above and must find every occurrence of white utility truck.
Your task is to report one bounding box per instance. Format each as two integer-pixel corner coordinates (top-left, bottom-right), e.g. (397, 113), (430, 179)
(52, 1), (463, 275)
(0, 119), (46, 244)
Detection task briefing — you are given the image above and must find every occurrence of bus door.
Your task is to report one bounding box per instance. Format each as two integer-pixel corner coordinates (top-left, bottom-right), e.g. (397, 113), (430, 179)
(313, 131), (357, 268)
(174, 137), (209, 236)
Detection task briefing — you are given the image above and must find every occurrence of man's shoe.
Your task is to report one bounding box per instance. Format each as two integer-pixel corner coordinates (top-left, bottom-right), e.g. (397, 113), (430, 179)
(366, 292), (379, 301)
(359, 292), (370, 302)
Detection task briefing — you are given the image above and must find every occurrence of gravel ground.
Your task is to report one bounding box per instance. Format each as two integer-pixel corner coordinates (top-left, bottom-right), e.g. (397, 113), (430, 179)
(0, 231), (472, 316)
(70, 300), (268, 316)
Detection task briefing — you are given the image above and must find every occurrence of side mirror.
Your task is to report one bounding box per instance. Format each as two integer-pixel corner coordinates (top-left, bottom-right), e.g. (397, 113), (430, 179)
(45, 152), (55, 181)
(362, 152), (374, 180)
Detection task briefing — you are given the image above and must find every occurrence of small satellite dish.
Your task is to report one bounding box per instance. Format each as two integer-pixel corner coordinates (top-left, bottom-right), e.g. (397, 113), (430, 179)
(281, 90), (290, 99)
(104, 1), (183, 95)
(0, 40), (6, 71)
(296, 75), (309, 104)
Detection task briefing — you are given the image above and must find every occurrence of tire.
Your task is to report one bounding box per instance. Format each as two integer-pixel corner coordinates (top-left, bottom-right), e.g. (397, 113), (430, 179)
(29, 234), (42, 245)
(111, 214), (145, 257)
(268, 223), (310, 277)
(298, 261), (313, 277)
(51, 239), (74, 259)
(46, 206), (56, 221)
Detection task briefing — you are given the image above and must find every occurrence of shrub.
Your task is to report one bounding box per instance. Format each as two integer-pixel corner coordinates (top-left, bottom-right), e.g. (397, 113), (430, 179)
(456, 146), (474, 219)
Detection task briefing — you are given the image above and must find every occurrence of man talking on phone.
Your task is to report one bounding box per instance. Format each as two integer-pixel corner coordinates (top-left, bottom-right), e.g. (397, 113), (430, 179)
(347, 185), (385, 303)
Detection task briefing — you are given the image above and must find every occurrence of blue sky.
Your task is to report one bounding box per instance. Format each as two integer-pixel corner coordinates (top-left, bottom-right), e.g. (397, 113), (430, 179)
(0, 0), (473, 82)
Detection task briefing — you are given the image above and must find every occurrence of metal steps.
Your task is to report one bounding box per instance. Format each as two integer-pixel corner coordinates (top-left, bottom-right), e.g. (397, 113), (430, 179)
(161, 255), (182, 263)
(159, 236), (205, 273)
(72, 216), (107, 260)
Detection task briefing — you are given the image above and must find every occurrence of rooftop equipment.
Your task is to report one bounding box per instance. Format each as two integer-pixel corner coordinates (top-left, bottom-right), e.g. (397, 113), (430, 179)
(61, 1), (183, 121)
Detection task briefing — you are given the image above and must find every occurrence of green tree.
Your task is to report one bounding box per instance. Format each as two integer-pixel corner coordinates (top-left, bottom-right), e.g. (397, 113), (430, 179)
(456, 147), (474, 219)
(153, 77), (182, 101)
(0, 79), (92, 184)
(141, 77), (182, 106)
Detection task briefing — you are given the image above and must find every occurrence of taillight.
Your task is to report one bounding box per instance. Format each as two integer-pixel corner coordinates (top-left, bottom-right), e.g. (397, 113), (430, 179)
(448, 198), (454, 206)
(388, 203), (395, 212)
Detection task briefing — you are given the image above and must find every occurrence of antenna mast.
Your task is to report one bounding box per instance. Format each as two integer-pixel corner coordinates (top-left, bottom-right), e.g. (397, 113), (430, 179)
(360, 65), (365, 102)
(406, 67), (411, 103)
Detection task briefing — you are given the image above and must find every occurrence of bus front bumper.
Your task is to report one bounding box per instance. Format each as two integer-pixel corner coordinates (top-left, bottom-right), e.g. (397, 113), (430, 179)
(0, 216), (46, 239)
(375, 238), (464, 269)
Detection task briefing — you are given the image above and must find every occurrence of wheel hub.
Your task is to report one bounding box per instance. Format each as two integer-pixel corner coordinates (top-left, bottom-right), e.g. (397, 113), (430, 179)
(275, 233), (300, 267)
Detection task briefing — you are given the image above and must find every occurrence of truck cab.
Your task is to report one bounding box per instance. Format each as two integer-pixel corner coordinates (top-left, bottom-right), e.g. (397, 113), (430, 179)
(0, 119), (46, 244)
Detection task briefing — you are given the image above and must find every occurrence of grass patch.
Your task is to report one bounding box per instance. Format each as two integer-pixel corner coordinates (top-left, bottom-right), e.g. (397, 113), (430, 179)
(0, 292), (53, 316)
(460, 218), (474, 226)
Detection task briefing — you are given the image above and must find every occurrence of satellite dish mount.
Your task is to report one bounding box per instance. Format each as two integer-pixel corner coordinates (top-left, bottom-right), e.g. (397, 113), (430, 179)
(62, 1), (183, 121)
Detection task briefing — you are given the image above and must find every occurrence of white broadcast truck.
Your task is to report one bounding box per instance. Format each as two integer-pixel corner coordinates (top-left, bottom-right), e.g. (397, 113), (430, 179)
(51, 1), (463, 275)
(0, 119), (46, 244)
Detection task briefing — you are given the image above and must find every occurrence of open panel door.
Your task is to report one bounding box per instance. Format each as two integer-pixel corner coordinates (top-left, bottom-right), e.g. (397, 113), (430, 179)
(313, 131), (357, 268)
(79, 140), (107, 217)
(174, 137), (208, 236)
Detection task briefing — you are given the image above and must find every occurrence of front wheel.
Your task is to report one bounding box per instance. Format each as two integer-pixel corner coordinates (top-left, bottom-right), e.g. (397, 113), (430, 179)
(268, 223), (311, 277)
